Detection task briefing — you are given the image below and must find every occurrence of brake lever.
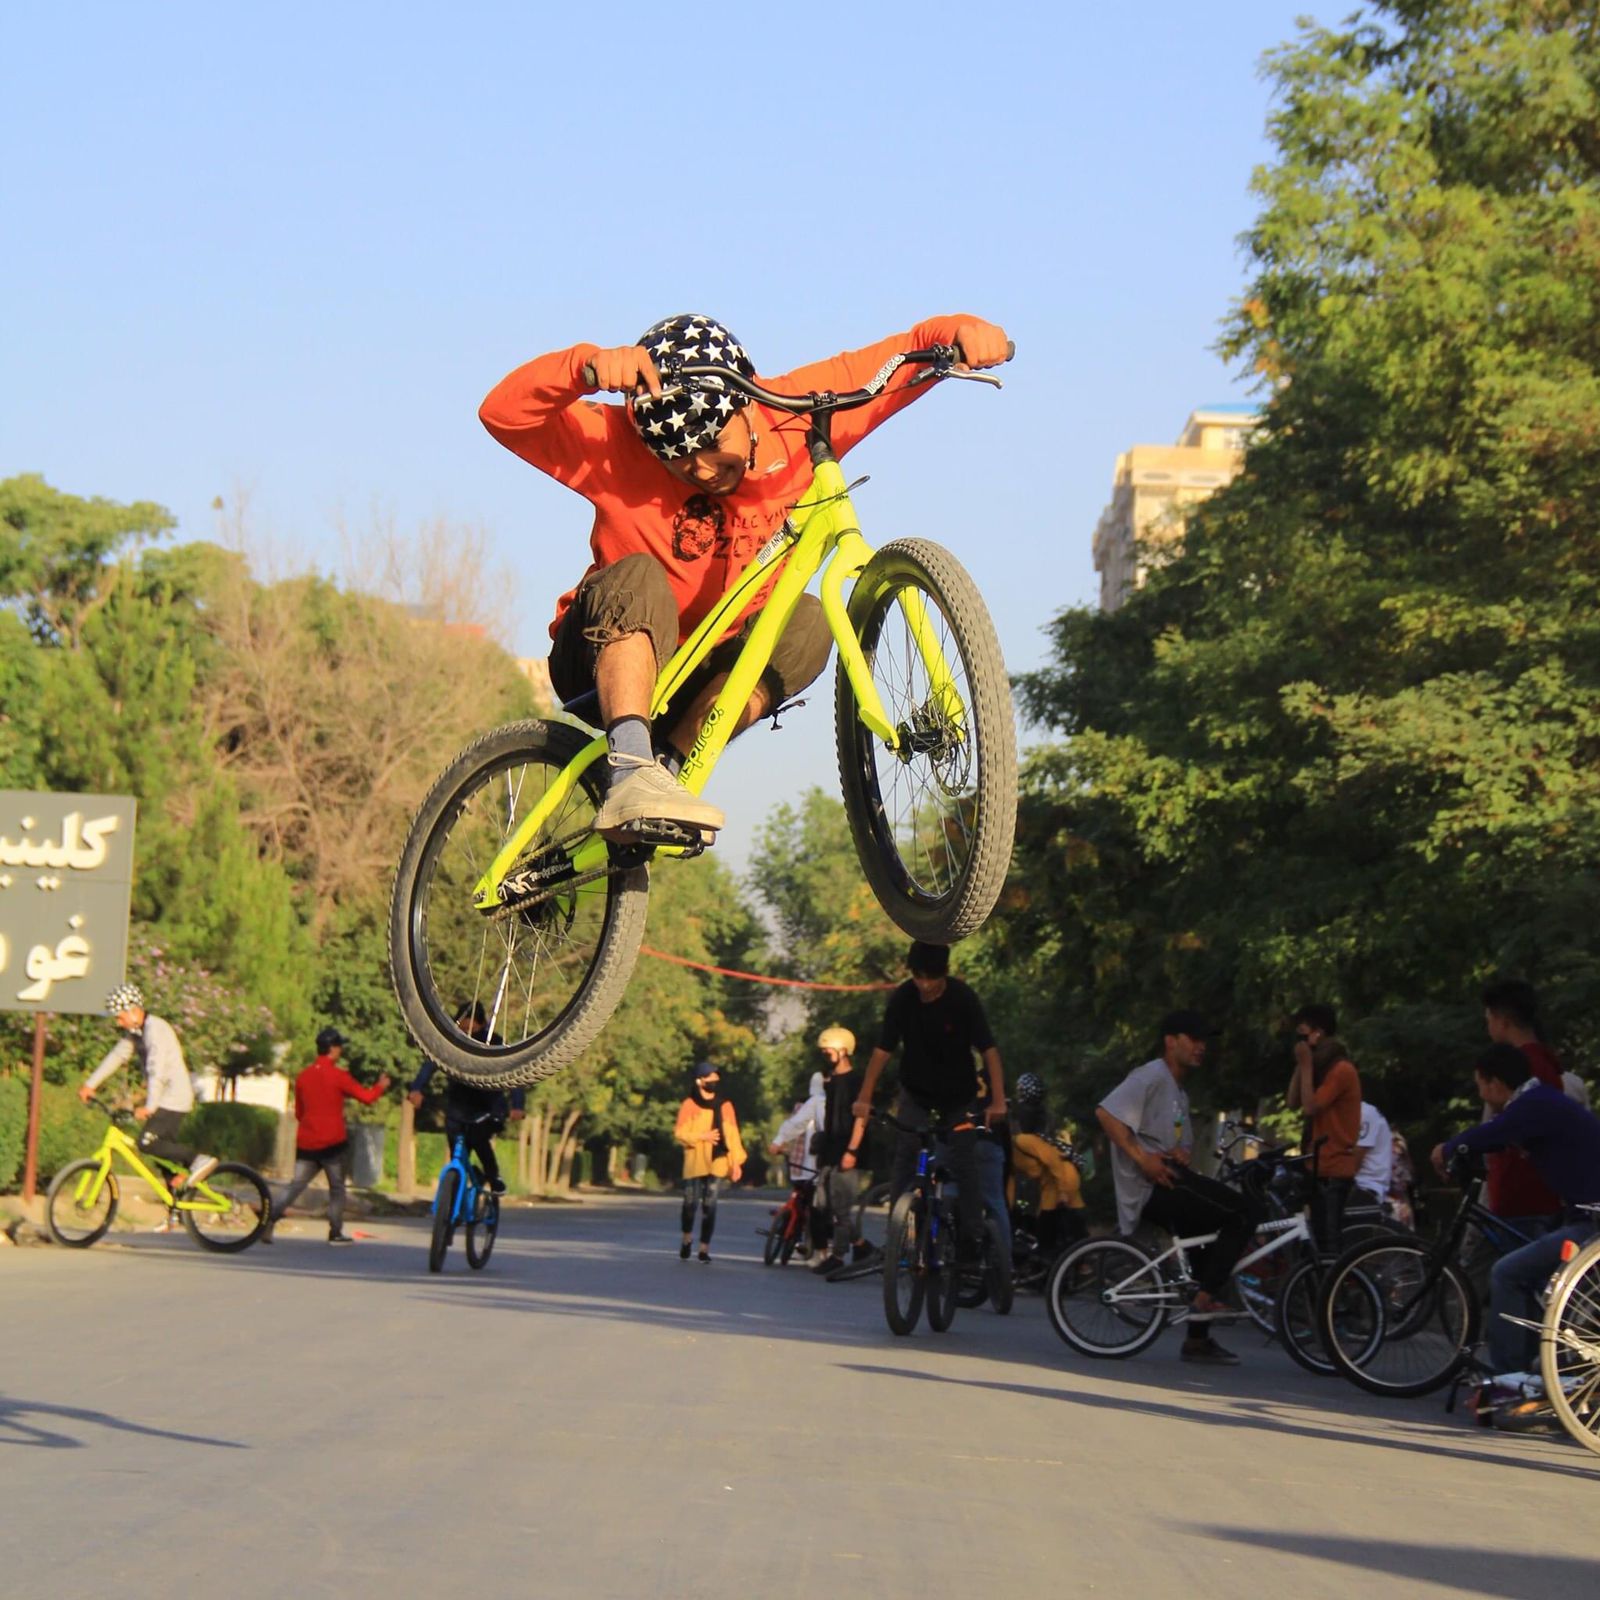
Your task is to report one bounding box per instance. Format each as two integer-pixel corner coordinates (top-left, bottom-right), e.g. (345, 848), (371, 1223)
(905, 363), (1004, 390)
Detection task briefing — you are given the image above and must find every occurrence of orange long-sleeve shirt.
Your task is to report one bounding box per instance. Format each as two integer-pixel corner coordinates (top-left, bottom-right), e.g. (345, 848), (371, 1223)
(479, 316), (975, 644)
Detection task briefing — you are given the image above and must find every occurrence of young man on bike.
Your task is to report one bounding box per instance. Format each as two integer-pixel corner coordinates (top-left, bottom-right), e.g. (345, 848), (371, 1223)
(80, 983), (218, 1195)
(268, 1028), (391, 1244)
(480, 312), (1009, 840)
(850, 942), (1005, 1266)
(406, 1002), (526, 1194)
(1097, 1010), (1257, 1365)
(1433, 1042), (1600, 1376)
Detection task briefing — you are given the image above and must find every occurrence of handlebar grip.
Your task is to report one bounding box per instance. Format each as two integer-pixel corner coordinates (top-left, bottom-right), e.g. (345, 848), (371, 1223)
(952, 339), (1016, 365)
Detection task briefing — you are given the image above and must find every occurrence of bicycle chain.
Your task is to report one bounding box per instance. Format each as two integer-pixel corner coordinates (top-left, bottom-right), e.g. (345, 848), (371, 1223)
(483, 824), (704, 923)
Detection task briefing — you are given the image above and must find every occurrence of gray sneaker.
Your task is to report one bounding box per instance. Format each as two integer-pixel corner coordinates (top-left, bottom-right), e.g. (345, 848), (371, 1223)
(592, 756), (724, 838)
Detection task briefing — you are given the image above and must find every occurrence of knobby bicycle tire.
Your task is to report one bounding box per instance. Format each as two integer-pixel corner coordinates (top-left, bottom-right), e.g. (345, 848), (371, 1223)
(836, 539), (1017, 944)
(429, 1167), (461, 1273)
(1318, 1236), (1478, 1398)
(1045, 1236), (1168, 1359)
(987, 1215), (1015, 1315)
(45, 1160), (119, 1247)
(465, 1189), (498, 1270)
(1275, 1255), (1383, 1377)
(1540, 1235), (1600, 1456)
(883, 1192), (927, 1336)
(763, 1206), (789, 1267)
(181, 1162), (271, 1253)
(924, 1202), (961, 1333)
(389, 720), (649, 1088)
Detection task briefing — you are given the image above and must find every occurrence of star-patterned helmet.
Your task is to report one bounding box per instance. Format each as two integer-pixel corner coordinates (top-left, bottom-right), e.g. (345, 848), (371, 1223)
(631, 314), (755, 463)
(105, 983), (144, 1015)
(1014, 1072), (1046, 1105)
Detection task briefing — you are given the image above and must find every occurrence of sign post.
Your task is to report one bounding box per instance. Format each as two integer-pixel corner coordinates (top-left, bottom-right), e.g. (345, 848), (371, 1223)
(1, 791), (137, 1204)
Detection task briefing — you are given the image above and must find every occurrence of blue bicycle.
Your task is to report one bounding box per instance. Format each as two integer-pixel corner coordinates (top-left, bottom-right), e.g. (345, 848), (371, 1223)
(428, 1114), (502, 1273)
(876, 1109), (969, 1336)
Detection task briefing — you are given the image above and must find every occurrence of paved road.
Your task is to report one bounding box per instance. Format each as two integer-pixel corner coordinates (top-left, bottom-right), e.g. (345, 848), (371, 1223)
(4, 1192), (1595, 1597)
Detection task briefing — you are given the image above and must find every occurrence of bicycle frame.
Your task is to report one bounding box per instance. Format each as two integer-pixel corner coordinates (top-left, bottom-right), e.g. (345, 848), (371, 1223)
(433, 1136), (485, 1226)
(1098, 1213), (1315, 1315)
(471, 454), (963, 913)
(67, 1120), (234, 1215)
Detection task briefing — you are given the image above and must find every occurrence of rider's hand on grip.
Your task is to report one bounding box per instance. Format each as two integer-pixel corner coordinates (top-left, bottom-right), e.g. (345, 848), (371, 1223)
(584, 345), (663, 398)
(949, 318), (1012, 369)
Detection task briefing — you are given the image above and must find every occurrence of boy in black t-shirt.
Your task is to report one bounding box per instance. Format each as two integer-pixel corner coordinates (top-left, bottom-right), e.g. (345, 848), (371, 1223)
(848, 942), (1007, 1264)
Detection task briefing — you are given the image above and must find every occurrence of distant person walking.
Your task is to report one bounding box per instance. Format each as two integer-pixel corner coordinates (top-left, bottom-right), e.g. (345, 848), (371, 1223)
(674, 1061), (745, 1263)
(268, 1027), (390, 1244)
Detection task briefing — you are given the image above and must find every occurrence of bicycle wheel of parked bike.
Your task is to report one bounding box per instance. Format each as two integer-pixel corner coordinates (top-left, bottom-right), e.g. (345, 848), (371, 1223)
(1274, 1256), (1384, 1377)
(837, 539), (1016, 944)
(1045, 1237), (1167, 1359)
(429, 1168), (460, 1273)
(1541, 1236), (1600, 1456)
(1318, 1237), (1478, 1397)
(883, 1192), (928, 1335)
(181, 1163), (271, 1253)
(762, 1206), (790, 1267)
(924, 1202), (962, 1332)
(465, 1189), (498, 1270)
(45, 1161), (119, 1247)
(957, 1216), (1013, 1312)
(390, 720), (650, 1089)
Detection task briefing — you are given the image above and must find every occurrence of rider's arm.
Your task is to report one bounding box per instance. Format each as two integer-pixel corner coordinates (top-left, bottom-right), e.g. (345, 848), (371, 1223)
(1096, 1104), (1169, 1184)
(772, 1099), (819, 1150)
(981, 1045), (1007, 1122)
(407, 1059), (436, 1098)
(478, 344), (618, 486)
(335, 1068), (388, 1107)
(854, 1047), (893, 1117)
(83, 1036), (133, 1095)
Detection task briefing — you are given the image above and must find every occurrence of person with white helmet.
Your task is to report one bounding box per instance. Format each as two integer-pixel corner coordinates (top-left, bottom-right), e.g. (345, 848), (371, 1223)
(802, 1024), (879, 1279)
(480, 311), (1010, 840)
(80, 983), (217, 1194)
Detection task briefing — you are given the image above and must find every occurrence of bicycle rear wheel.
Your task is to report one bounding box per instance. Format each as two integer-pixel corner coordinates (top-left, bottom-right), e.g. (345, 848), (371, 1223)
(45, 1160), (119, 1247)
(1045, 1237), (1168, 1358)
(924, 1202), (961, 1332)
(390, 720), (649, 1089)
(882, 1192), (927, 1336)
(465, 1189), (498, 1269)
(837, 539), (1016, 943)
(181, 1163), (271, 1252)
(1541, 1237), (1600, 1456)
(1319, 1237), (1478, 1397)
(762, 1203), (790, 1267)
(429, 1168), (460, 1273)
(1275, 1256), (1383, 1376)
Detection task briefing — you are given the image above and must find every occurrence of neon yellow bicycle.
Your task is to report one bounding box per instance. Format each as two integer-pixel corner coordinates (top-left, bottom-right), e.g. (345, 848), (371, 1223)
(389, 342), (1017, 1087)
(45, 1098), (272, 1252)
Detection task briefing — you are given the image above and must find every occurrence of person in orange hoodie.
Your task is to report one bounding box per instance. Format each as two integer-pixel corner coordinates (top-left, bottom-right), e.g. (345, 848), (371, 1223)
(673, 1061), (745, 1263)
(479, 312), (1010, 842)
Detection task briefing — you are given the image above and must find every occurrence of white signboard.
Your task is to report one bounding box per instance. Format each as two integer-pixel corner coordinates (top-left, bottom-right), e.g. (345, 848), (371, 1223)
(0, 790), (137, 1015)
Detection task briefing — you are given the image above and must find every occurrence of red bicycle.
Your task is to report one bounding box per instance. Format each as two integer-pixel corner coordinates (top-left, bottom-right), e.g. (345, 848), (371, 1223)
(761, 1180), (817, 1266)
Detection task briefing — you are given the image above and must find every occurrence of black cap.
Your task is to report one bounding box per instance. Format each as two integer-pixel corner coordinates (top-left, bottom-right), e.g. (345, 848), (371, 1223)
(1159, 1009), (1212, 1041)
(316, 1026), (347, 1052)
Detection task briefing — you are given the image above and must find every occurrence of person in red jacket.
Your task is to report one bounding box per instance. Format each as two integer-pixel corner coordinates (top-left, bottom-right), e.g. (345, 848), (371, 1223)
(480, 312), (1010, 840)
(1481, 978), (1565, 1229)
(266, 1027), (390, 1244)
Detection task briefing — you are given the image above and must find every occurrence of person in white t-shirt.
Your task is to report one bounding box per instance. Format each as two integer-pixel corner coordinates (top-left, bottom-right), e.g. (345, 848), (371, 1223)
(1354, 1101), (1393, 1207)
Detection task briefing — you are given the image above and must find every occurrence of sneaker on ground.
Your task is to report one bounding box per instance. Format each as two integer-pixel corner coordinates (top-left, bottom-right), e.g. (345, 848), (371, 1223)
(851, 1241), (880, 1265)
(811, 1254), (842, 1275)
(1180, 1336), (1240, 1366)
(327, 1232), (354, 1246)
(592, 756), (724, 838)
(187, 1154), (219, 1186)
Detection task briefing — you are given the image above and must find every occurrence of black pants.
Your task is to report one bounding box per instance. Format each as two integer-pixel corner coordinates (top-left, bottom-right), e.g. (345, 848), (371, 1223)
(1140, 1166), (1260, 1296)
(681, 1176), (721, 1243)
(1311, 1176), (1354, 1254)
(888, 1094), (983, 1249)
(275, 1143), (349, 1234)
(447, 1114), (504, 1187)
(137, 1109), (195, 1168)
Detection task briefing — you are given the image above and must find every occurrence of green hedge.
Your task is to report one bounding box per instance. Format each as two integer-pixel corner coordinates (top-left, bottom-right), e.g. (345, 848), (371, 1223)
(181, 1103), (278, 1168)
(0, 1075), (27, 1189)
(381, 1130), (521, 1189)
(32, 1084), (106, 1185)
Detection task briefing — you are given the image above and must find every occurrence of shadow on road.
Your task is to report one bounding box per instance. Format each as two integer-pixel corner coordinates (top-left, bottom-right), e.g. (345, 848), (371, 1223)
(0, 1392), (248, 1451)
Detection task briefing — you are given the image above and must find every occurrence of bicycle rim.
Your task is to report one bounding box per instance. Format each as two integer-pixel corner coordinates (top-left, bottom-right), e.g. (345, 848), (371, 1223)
(1320, 1240), (1476, 1397)
(466, 1191), (498, 1269)
(390, 720), (648, 1088)
(46, 1160), (118, 1246)
(1046, 1238), (1167, 1358)
(1541, 1241), (1600, 1456)
(181, 1164), (270, 1252)
(883, 1193), (927, 1336)
(925, 1205), (960, 1332)
(763, 1206), (789, 1267)
(837, 539), (1016, 943)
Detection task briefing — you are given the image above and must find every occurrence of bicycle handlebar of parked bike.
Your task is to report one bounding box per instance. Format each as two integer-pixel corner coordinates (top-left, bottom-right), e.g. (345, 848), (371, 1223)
(870, 1107), (977, 1140)
(581, 341), (1016, 412)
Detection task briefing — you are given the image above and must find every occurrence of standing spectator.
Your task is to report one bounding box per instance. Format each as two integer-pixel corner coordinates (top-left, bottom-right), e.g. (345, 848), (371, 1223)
(1354, 1099), (1394, 1212)
(770, 1068), (826, 1260)
(268, 1028), (391, 1245)
(1097, 1010), (1257, 1364)
(674, 1061), (745, 1263)
(1010, 1072), (1086, 1258)
(1286, 1004), (1363, 1248)
(407, 1003), (526, 1194)
(1480, 979), (1565, 1231)
(802, 1026), (880, 1279)
(80, 984), (217, 1210)
(851, 942), (1006, 1267)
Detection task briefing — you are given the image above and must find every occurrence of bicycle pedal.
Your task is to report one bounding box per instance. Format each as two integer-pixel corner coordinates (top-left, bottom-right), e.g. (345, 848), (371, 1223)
(604, 818), (716, 851)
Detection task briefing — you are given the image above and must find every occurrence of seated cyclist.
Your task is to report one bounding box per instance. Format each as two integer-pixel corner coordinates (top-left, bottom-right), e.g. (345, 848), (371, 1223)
(1010, 1071), (1086, 1259)
(479, 312), (1010, 840)
(406, 1003), (526, 1193)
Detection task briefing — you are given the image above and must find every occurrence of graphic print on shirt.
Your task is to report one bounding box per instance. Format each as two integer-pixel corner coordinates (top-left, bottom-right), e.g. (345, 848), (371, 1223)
(672, 494), (725, 560)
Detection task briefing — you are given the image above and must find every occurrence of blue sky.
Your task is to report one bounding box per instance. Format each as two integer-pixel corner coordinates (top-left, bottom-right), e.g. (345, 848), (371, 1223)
(4, 0), (1316, 871)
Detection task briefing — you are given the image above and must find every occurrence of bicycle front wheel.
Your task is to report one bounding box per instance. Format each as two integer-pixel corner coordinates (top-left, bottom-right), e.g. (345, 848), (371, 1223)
(1319, 1238), (1478, 1397)
(46, 1160), (119, 1247)
(390, 720), (649, 1089)
(1045, 1237), (1167, 1359)
(882, 1192), (927, 1336)
(837, 539), (1016, 943)
(1275, 1256), (1383, 1377)
(1540, 1235), (1600, 1456)
(181, 1163), (271, 1252)
(762, 1205), (789, 1267)
(465, 1190), (498, 1270)
(924, 1203), (961, 1332)
(429, 1168), (460, 1273)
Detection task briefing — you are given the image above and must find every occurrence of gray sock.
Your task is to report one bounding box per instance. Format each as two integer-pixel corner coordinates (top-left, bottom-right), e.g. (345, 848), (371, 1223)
(606, 716), (653, 766)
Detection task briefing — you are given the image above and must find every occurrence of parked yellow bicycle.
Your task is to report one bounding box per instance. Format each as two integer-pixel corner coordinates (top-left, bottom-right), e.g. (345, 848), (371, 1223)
(390, 341), (1017, 1087)
(46, 1098), (272, 1252)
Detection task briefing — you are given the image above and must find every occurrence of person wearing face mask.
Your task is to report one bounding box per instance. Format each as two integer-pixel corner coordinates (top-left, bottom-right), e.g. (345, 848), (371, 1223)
(673, 1061), (746, 1263)
(80, 983), (218, 1198)
(479, 312), (1010, 842)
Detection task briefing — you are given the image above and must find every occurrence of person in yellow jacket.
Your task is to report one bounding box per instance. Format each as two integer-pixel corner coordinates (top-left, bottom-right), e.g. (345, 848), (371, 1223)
(1010, 1072), (1086, 1260)
(674, 1061), (746, 1262)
